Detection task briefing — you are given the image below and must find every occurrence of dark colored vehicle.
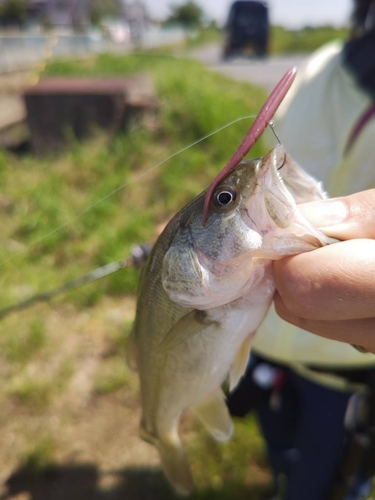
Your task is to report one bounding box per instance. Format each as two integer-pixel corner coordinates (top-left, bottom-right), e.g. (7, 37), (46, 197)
(223, 1), (269, 59)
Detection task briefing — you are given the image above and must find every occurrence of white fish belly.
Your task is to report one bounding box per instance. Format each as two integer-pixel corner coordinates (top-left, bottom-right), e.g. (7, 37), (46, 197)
(150, 282), (274, 434)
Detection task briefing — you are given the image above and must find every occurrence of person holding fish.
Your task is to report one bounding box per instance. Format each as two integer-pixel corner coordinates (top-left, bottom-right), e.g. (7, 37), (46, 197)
(130, 1), (375, 499)
(228, 1), (375, 499)
(130, 66), (336, 496)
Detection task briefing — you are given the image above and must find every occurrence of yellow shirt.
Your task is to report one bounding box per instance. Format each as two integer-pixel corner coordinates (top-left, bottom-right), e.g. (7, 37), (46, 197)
(253, 41), (375, 368)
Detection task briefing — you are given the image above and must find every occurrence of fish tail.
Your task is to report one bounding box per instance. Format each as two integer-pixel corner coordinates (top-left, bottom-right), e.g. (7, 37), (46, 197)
(140, 421), (194, 496)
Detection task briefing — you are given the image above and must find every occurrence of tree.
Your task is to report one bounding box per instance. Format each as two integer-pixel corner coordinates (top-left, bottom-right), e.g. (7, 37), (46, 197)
(0, 0), (27, 26)
(165, 0), (204, 29)
(89, 0), (118, 26)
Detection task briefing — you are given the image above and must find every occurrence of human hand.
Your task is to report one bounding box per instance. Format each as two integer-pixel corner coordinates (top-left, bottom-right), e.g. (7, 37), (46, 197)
(273, 189), (375, 353)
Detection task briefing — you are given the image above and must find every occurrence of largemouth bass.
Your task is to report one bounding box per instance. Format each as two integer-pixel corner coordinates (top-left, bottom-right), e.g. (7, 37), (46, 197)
(128, 144), (332, 495)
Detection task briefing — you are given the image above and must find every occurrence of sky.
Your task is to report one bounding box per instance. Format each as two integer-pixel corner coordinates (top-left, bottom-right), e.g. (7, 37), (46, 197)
(143, 0), (353, 29)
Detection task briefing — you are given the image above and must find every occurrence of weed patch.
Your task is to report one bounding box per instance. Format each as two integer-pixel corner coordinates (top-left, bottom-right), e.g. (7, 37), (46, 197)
(0, 52), (270, 496)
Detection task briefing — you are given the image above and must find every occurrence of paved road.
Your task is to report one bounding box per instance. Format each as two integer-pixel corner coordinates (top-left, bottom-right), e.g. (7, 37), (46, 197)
(190, 44), (308, 92)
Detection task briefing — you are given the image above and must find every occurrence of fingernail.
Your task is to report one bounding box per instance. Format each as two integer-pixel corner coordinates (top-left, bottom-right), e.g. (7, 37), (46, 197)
(298, 200), (348, 228)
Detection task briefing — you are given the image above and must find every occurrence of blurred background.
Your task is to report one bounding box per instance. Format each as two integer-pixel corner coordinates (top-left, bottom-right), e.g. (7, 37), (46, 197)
(0, 1), (353, 499)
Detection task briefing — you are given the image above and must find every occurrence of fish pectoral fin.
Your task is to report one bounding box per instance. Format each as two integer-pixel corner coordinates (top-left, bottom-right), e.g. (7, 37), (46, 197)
(192, 388), (233, 442)
(229, 333), (254, 392)
(140, 421), (194, 496)
(158, 310), (213, 353)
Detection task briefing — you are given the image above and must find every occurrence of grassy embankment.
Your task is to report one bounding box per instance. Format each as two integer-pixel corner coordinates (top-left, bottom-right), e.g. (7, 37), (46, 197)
(0, 21), (352, 498)
(270, 25), (349, 53)
(192, 24), (349, 53)
(0, 53), (273, 499)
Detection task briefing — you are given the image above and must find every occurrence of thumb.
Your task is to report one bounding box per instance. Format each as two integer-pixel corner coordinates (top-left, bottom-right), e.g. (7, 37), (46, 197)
(297, 189), (375, 240)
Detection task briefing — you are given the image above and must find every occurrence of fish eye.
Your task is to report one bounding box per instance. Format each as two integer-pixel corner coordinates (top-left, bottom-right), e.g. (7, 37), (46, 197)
(212, 187), (237, 209)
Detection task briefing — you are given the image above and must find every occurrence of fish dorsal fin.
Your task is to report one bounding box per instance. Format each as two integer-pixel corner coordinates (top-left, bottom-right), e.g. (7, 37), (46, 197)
(192, 388), (233, 442)
(229, 333), (254, 392)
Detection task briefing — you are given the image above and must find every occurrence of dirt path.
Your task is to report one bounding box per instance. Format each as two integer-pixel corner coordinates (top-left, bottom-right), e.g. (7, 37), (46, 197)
(0, 295), (272, 500)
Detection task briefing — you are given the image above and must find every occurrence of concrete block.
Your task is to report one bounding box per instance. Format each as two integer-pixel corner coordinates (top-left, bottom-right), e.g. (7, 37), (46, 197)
(24, 75), (158, 154)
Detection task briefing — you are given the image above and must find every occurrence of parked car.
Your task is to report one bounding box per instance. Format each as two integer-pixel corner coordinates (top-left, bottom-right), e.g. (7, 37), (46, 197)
(223, 0), (269, 59)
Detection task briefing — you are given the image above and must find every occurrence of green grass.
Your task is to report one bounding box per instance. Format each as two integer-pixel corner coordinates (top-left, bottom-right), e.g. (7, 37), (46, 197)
(271, 25), (349, 53)
(8, 360), (74, 410)
(0, 52), (266, 310)
(149, 24), (348, 56)
(21, 435), (57, 473)
(3, 318), (47, 363)
(189, 415), (270, 491)
(0, 51), (270, 496)
(187, 24), (349, 55)
(0, 40), (367, 497)
(186, 27), (221, 48)
(0, 37), (368, 497)
(94, 357), (133, 395)
(10, 377), (55, 409)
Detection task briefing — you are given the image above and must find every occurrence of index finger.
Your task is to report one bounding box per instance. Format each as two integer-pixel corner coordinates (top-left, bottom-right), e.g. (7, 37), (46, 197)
(298, 189), (375, 240)
(273, 239), (375, 321)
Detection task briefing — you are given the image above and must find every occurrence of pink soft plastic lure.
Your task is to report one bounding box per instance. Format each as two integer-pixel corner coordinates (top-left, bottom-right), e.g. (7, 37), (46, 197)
(202, 67), (297, 225)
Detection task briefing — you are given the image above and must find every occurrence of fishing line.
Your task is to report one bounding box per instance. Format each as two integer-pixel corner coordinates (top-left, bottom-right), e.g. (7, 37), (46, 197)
(0, 114), (257, 268)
